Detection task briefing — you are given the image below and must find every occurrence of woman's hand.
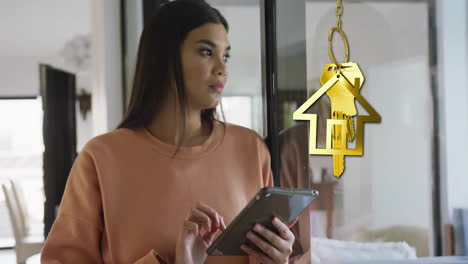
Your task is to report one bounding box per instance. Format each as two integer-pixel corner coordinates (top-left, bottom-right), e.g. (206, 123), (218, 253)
(241, 217), (297, 264)
(175, 202), (226, 264)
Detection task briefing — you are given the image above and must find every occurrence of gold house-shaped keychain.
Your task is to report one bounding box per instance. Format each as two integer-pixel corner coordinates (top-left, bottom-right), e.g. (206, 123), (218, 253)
(293, 0), (381, 178)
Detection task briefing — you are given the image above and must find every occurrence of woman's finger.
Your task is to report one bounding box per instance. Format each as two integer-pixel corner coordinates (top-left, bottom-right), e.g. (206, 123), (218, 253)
(288, 217), (299, 228)
(220, 216), (227, 231)
(196, 202), (222, 231)
(202, 228), (219, 244)
(252, 223), (289, 252)
(272, 217), (295, 242)
(246, 231), (281, 260)
(240, 244), (271, 263)
(183, 220), (200, 236)
(189, 208), (212, 231)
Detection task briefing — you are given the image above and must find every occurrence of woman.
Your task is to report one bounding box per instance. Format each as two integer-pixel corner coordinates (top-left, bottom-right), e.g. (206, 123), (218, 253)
(41, 0), (295, 263)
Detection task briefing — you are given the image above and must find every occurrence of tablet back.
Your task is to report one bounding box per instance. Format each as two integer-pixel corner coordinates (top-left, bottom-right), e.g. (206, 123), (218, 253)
(207, 187), (319, 256)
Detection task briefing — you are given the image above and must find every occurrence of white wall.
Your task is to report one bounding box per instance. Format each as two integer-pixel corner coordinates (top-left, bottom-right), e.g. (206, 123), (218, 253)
(0, 0), (91, 97)
(123, 0), (144, 108)
(436, 0), (468, 223)
(91, 0), (123, 135)
(0, 57), (43, 97)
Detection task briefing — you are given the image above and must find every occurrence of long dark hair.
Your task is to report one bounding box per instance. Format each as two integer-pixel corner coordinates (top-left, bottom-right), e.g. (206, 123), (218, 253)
(118, 0), (229, 139)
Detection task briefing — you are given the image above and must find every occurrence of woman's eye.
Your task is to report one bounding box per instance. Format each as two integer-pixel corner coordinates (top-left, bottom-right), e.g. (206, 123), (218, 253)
(224, 54), (231, 63)
(201, 49), (212, 56)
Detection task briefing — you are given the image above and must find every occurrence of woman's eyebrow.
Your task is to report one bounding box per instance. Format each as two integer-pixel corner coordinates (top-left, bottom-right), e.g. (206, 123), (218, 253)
(196, 39), (231, 51)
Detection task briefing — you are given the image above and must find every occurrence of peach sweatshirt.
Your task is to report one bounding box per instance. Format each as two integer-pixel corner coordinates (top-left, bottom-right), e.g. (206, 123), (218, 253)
(41, 121), (273, 264)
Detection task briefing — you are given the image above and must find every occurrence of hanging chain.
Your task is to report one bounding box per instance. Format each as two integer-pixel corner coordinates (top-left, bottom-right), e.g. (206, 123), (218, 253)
(328, 0), (349, 65)
(336, 0), (343, 29)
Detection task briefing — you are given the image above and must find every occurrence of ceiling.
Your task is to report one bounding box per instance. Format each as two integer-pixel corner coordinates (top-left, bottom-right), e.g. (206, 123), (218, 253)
(0, 0), (91, 57)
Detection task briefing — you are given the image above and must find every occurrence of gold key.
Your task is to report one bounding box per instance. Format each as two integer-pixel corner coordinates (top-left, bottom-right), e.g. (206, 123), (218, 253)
(320, 62), (364, 177)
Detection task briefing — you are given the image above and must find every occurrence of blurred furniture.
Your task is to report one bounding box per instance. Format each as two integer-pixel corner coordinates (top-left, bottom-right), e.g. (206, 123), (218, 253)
(445, 223), (455, 256)
(309, 182), (336, 238)
(1, 180), (44, 264)
(25, 253), (41, 264)
(342, 256), (468, 264)
(349, 225), (430, 257)
(311, 237), (417, 263)
(8, 180), (43, 237)
(453, 208), (468, 256)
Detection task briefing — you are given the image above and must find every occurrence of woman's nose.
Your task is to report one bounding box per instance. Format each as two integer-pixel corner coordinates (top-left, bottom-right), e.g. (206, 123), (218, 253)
(215, 60), (227, 77)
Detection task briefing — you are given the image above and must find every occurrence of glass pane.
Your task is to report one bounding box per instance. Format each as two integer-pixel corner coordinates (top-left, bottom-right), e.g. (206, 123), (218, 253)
(277, 0), (435, 261)
(309, 0), (433, 257)
(206, 0), (265, 136)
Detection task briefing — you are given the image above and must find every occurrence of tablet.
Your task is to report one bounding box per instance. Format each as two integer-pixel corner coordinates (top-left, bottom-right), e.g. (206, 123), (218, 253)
(206, 187), (319, 256)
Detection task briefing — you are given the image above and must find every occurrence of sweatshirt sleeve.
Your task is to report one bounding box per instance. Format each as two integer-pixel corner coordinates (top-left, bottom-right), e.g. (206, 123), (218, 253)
(40, 146), (165, 264)
(40, 147), (104, 263)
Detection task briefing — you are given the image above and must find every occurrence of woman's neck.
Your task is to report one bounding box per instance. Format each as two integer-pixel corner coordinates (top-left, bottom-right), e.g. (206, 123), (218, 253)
(147, 100), (211, 147)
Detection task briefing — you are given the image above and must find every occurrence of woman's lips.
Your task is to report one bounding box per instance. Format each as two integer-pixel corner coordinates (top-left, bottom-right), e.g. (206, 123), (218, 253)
(210, 82), (224, 93)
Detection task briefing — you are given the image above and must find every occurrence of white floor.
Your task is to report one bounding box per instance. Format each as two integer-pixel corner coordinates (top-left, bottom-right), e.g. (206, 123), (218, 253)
(0, 249), (16, 264)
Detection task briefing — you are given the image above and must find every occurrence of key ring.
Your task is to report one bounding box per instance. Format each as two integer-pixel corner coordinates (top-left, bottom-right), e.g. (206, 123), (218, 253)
(328, 26), (349, 65)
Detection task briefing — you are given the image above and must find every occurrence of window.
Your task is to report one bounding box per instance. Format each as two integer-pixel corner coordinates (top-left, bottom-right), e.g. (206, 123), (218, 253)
(0, 98), (44, 245)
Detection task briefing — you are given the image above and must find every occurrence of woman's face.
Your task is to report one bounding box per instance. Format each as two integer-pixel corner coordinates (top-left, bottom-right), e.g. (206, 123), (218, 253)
(180, 23), (230, 111)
